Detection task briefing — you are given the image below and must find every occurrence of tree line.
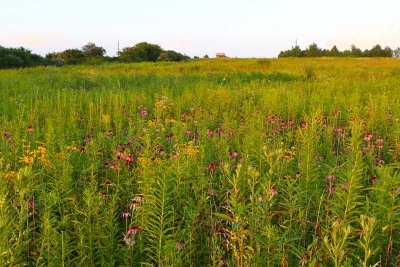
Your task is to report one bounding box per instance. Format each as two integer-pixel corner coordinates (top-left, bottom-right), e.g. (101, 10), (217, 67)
(0, 42), (190, 69)
(279, 43), (400, 58)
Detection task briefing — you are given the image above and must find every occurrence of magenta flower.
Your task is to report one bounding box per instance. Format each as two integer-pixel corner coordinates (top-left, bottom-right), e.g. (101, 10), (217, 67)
(127, 226), (141, 236)
(376, 137), (384, 144)
(326, 174), (336, 181)
(269, 186), (278, 196)
(364, 134), (373, 141)
(27, 125), (34, 132)
(140, 109), (147, 119)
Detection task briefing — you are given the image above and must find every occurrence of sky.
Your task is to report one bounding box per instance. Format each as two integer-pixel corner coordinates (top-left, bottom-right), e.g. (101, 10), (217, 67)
(1, 0), (399, 58)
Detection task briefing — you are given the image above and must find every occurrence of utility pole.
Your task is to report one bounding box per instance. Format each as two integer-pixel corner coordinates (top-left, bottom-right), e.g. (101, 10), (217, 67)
(117, 41), (120, 55)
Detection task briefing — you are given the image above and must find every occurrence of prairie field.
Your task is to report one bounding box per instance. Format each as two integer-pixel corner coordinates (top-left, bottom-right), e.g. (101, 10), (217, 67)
(1, 58), (400, 266)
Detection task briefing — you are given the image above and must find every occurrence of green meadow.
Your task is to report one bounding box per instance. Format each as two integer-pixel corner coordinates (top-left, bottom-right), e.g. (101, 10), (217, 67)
(1, 58), (400, 266)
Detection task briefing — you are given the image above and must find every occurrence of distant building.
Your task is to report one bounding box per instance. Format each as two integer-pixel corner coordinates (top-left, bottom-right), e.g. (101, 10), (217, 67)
(216, 53), (227, 58)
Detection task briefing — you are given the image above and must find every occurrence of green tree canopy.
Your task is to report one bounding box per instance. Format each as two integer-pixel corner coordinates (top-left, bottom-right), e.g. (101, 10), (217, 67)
(119, 42), (163, 62)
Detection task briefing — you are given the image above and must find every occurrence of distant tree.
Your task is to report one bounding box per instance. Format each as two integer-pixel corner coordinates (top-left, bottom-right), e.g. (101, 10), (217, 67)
(394, 47), (400, 58)
(329, 45), (341, 57)
(0, 46), (44, 69)
(158, 50), (189, 62)
(370, 44), (384, 57)
(383, 46), (393, 57)
(82, 42), (106, 57)
(46, 49), (85, 65)
(118, 42), (163, 62)
(350, 45), (362, 57)
(304, 43), (322, 57)
(203, 54), (209, 58)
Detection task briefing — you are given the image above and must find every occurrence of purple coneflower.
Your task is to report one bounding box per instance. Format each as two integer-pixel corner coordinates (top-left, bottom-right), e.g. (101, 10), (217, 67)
(121, 211), (131, 218)
(326, 174), (336, 181)
(101, 179), (116, 187)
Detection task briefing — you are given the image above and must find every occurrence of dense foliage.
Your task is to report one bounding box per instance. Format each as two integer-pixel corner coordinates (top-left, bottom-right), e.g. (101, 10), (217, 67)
(279, 43), (397, 58)
(1, 58), (400, 266)
(0, 46), (45, 69)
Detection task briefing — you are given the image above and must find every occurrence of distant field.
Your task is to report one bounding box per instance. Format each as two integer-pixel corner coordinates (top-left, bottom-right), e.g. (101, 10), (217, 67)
(1, 58), (400, 266)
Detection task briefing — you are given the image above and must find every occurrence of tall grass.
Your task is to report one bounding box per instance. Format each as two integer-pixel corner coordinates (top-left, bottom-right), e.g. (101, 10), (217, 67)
(1, 58), (400, 266)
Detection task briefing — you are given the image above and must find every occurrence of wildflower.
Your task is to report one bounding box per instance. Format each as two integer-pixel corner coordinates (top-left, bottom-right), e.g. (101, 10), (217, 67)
(326, 185), (336, 197)
(219, 228), (230, 238)
(106, 130), (113, 137)
(376, 137), (384, 144)
(79, 147), (86, 153)
(206, 129), (214, 136)
(370, 176), (378, 183)
(27, 125), (34, 131)
(117, 150), (125, 157)
(375, 157), (385, 164)
(395, 188), (400, 194)
(175, 241), (185, 251)
(101, 179), (116, 187)
(375, 144), (383, 150)
(129, 200), (141, 211)
(185, 129), (193, 135)
(124, 235), (135, 246)
(124, 155), (134, 163)
(84, 134), (91, 143)
(100, 191), (110, 199)
(341, 183), (348, 190)
(257, 195), (263, 202)
(4, 171), (17, 179)
(134, 195), (144, 202)
(208, 162), (218, 171)
(295, 172), (302, 178)
(19, 156), (34, 165)
(229, 151), (238, 160)
(269, 186), (278, 196)
(299, 258), (308, 266)
(364, 134), (373, 141)
(28, 199), (35, 209)
(326, 174), (336, 181)
(121, 211), (131, 218)
(363, 145), (370, 152)
(127, 226), (141, 236)
(140, 109), (147, 119)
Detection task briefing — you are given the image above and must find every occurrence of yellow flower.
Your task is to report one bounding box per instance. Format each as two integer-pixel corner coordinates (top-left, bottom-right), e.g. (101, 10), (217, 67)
(4, 171), (16, 180)
(20, 156), (34, 165)
(183, 141), (199, 157)
(102, 114), (110, 123)
(146, 120), (157, 127)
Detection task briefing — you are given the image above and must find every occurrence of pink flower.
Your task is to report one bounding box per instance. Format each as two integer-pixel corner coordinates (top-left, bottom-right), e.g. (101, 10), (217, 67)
(363, 146), (370, 152)
(269, 186), (278, 196)
(341, 183), (348, 189)
(295, 172), (302, 178)
(206, 129), (214, 136)
(376, 137), (384, 144)
(364, 134), (373, 141)
(27, 125), (34, 131)
(140, 109), (147, 119)
(121, 211), (131, 218)
(208, 162), (218, 171)
(326, 174), (336, 181)
(127, 226), (141, 236)
(229, 151), (238, 160)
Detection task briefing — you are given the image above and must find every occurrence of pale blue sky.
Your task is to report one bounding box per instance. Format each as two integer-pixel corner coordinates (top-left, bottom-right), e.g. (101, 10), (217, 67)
(1, 0), (399, 57)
